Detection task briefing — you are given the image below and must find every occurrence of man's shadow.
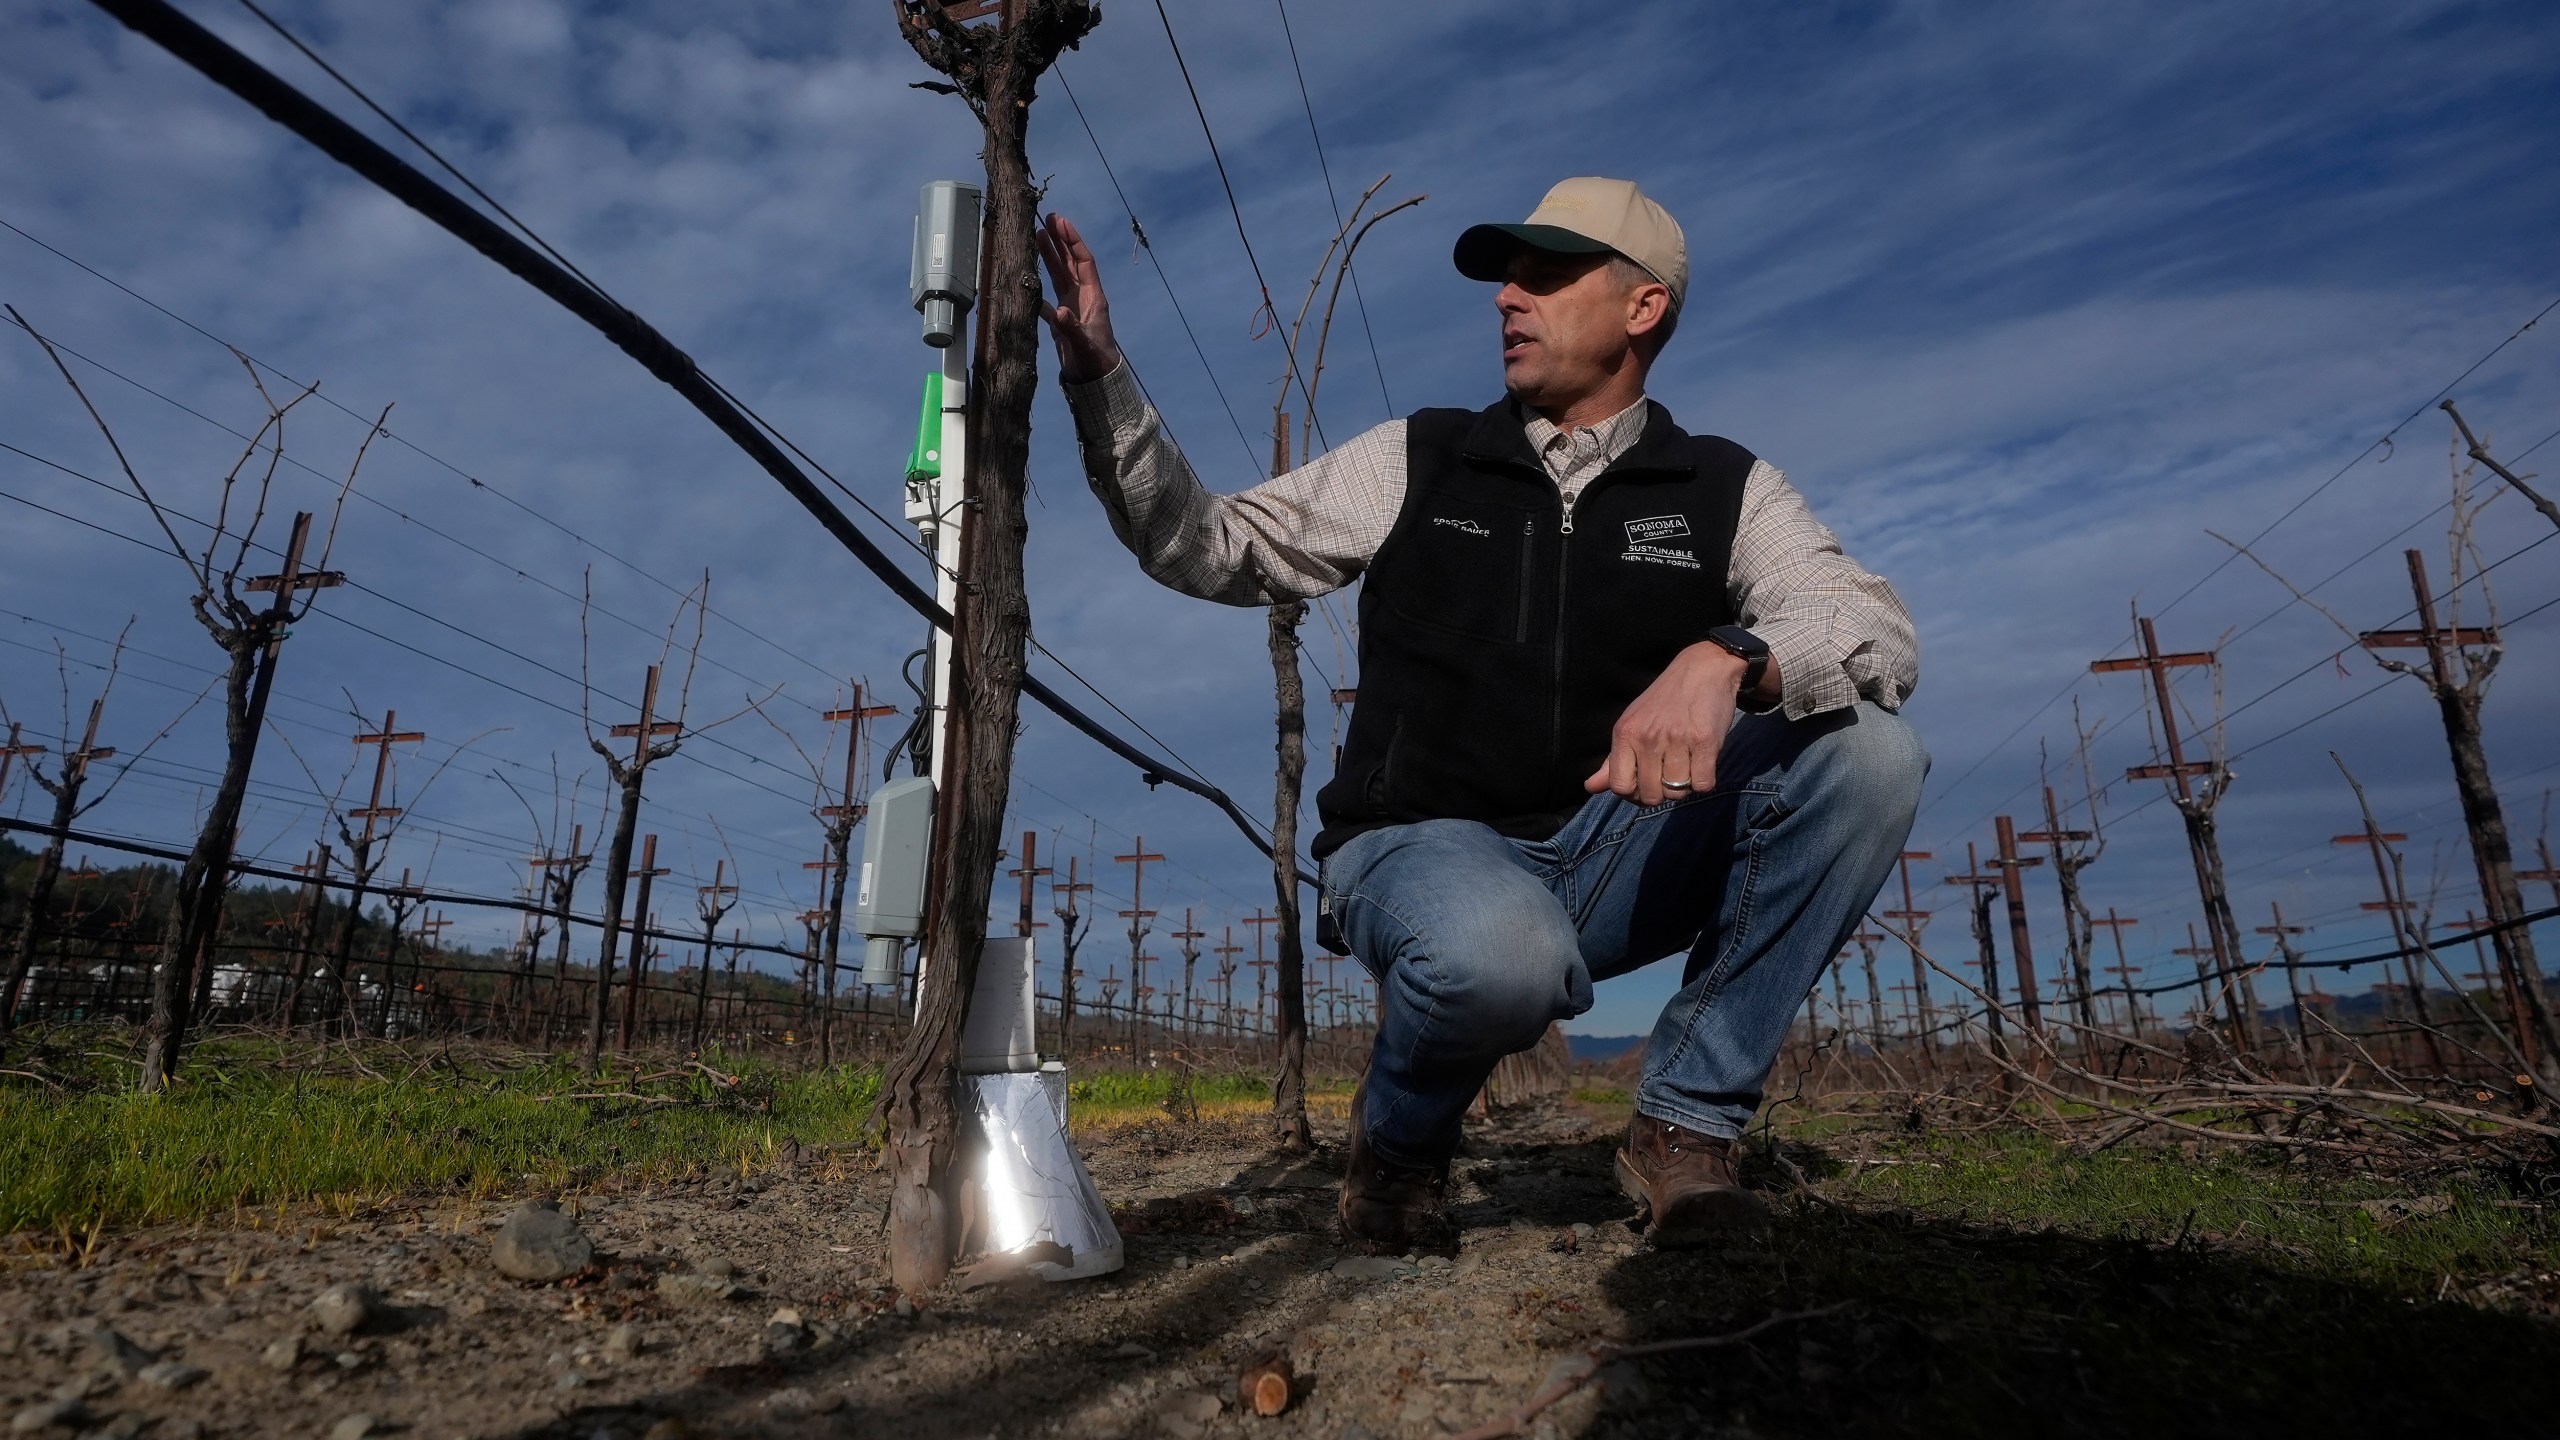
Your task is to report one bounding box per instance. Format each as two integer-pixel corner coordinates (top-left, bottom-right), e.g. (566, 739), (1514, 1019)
(1578, 1143), (2560, 1438)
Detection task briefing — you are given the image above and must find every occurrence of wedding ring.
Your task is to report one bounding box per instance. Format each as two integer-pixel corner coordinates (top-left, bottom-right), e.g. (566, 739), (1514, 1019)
(1661, 778), (1694, 792)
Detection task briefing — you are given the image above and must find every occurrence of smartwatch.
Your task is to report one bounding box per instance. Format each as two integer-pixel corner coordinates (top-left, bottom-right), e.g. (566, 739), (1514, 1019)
(1704, 625), (1775, 710)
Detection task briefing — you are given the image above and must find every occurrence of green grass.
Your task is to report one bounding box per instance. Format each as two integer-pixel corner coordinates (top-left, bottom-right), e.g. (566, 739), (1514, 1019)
(1809, 1123), (2556, 1291)
(0, 1035), (882, 1235)
(1067, 1068), (1357, 1128)
(0, 1033), (1359, 1235)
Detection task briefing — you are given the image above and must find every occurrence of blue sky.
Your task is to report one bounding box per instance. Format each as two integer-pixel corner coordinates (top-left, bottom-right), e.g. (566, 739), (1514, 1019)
(3, 0), (2557, 1039)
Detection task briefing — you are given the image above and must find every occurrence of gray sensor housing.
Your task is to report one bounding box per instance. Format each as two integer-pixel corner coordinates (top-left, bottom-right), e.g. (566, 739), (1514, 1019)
(910, 180), (983, 349)
(854, 774), (937, 986)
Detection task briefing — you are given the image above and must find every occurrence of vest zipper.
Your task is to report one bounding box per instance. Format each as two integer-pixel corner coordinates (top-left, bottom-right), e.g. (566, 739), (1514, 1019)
(1514, 515), (1535, 643)
(1551, 508), (1572, 764)
(1549, 475), (1613, 769)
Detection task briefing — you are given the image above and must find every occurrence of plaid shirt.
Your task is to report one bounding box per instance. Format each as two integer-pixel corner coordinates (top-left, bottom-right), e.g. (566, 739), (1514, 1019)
(1062, 363), (1918, 721)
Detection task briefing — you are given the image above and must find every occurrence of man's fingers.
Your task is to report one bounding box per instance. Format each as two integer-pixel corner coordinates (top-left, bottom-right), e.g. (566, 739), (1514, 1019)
(1669, 744), (1713, 802)
(1611, 739), (1642, 802)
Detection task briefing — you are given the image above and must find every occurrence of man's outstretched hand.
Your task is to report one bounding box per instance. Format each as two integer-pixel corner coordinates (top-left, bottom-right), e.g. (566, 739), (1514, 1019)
(1036, 213), (1122, 384)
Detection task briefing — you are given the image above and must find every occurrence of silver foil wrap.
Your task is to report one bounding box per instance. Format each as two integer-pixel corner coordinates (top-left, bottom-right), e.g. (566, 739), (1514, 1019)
(961, 1068), (1123, 1281)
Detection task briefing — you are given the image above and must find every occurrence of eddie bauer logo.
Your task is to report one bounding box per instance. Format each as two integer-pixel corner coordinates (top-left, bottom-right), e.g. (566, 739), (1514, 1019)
(1622, 513), (1699, 570)
(1432, 516), (1490, 537)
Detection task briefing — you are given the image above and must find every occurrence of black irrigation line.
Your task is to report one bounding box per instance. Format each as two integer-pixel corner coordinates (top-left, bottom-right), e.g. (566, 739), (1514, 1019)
(84, 0), (1310, 886)
(1877, 905), (2560, 1010)
(0, 814), (811, 965)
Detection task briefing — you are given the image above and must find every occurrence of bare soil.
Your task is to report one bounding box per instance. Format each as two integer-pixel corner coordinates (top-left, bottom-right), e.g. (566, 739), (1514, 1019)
(5, 1094), (2557, 1440)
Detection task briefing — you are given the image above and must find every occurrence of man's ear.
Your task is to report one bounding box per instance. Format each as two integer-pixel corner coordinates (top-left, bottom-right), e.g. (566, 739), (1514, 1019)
(1626, 283), (1670, 340)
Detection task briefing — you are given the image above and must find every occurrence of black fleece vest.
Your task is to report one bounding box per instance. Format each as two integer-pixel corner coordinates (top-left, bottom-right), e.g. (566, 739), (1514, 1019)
(1311, 399), (1754, 860)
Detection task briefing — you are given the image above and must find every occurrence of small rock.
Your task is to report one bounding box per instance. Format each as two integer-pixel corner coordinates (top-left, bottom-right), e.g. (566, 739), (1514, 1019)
(1418, 1254), (1453, 1272)
(492, 1204), (595, 1282)
(9, 1401), (87, 1435)
(601, 1324), (643, 1362)
(51, 1374), (111, 1404)
(311, 1282), (382, 1337)
(763, 1388), (840, 1416)
(892, 1296), (915, 1319)
(1170, 1254), (1191, 1271)
(85, 1324), (154, 1376)
(1330, 1256), (1402, 1281)
(555, 1369), (589, 1390)
(764, 1319), (811, 1359)
(261, 1336), (304, 1372)
(335, 1351), (366, 1371)
(698, 1257), (739, 1279)
(656, 1274), (735, 1310)
(136, 1361), (207, 1391)
(328, 1417), (378, 1440)
(1570, 1222), (1595, 1241)
(1165, 1391), (1222, 1422)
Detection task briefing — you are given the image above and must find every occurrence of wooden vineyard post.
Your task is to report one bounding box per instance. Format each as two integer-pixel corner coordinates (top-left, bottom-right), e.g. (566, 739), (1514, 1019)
(2092, 619), (2256, 1052)
(588, 665), (682, 1071)
(617, 834), (668, 1052)
(1051, 854), (1093, 1060)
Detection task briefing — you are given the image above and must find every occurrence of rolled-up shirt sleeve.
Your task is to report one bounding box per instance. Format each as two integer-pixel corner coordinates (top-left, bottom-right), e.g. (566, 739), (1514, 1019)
(1062, 361), (1401, 607)
(1729, 459), (1920, 719)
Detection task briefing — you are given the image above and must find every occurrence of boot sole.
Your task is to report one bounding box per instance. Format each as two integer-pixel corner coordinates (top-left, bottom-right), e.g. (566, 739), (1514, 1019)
(1614, 1148), (1772, 1248)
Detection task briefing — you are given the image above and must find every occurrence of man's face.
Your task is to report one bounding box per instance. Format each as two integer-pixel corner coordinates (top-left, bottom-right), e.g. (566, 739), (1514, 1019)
(1496, 249), (1642, 409)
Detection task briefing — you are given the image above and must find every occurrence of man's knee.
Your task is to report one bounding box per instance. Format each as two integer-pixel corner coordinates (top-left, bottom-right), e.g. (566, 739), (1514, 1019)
(1332, 821), (1588, 1044)
(1798, 703), (1929, 825)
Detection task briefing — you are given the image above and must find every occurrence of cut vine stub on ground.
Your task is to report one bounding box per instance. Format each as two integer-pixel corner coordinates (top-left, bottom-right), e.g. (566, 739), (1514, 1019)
(1, 1094), (2556, 1439)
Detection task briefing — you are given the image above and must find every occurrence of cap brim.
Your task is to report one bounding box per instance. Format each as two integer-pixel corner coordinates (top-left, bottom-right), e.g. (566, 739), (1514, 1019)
(1452, 222), (1618, 282)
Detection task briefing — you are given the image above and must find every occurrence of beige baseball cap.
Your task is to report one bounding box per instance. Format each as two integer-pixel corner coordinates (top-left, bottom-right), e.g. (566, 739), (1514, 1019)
(1453, 177), (1688, 310)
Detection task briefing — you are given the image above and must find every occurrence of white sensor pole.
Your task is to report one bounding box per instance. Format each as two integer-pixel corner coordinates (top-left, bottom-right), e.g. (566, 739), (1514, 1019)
(908, 180), (982, 795)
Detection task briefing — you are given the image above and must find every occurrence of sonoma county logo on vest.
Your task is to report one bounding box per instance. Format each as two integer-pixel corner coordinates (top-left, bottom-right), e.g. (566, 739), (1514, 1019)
(1622, 514), (1699, 569)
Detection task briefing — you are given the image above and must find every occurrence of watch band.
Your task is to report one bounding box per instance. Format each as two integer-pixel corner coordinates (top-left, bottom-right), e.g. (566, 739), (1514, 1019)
(1705, 625), (1773, 706)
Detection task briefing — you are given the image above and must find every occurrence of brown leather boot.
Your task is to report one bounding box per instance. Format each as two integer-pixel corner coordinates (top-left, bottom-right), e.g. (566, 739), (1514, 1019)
(1614, 1112), (1770, 1245)
(1339, 1083), (1449, 1250)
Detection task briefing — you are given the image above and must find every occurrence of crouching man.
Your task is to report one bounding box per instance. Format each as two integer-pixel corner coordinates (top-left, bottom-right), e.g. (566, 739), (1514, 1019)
(1039, 178), (1925, 1247)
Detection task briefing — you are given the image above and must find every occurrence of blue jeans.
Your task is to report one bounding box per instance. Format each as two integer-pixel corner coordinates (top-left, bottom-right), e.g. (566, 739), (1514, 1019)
(1321, 701), (1927, 1166)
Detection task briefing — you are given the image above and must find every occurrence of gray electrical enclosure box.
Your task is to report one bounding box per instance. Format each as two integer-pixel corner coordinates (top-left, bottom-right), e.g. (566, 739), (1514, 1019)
(909, 180), (983, 349)
(854, 774), (935, 986)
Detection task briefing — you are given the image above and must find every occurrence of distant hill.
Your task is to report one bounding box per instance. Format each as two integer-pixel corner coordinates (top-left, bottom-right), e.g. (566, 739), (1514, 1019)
(1567, 1033), (1645, 1065)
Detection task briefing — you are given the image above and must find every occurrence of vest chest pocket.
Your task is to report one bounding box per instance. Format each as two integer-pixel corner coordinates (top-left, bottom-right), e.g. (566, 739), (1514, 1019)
(1382, 501), (1536, 645)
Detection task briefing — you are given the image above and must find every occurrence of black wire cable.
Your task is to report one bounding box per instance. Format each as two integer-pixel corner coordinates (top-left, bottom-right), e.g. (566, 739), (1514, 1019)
(0, 438), (820, 809)
(82, 0), (1309, 883)
(1917, 386), (2560, 843)
(1270, 0), (1393, 419)
(1052, 66), (1261, 477)
(0, 214), (855, 708)
(0, 814), (812, 962)
(1145, 0), (1327, 451)
(2152, 293), (2559, 620)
